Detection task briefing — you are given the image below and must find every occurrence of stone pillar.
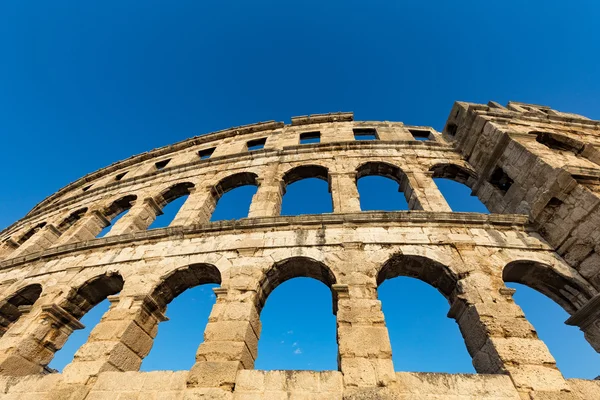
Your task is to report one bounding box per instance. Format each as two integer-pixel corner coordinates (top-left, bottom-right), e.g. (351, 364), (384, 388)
(248, 175), (283, 218)
(9, 225), (62, 258)
(106, 197), (163, 236)
(61, 294), (167, 383)
(404, 171), (452, 212)
(565, 293), (600, 353)
(330, 172), (362, 213)
(170, 186), (216, 226)
(0, 303), (84, 376)
(449, 273), (573, 397)
(55, 210), (110, 245)
(335, 283), (396, 388)
(187, 287), (260, 390)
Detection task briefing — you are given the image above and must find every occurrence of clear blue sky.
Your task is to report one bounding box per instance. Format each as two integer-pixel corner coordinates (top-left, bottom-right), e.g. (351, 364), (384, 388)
(1, 1), (599, 379)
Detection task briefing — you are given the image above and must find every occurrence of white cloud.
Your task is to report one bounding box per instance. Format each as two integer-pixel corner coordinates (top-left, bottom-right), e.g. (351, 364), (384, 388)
(294, 348), (302, 355)
(287, 330), (293, 334)
(292, 342), (298, 347)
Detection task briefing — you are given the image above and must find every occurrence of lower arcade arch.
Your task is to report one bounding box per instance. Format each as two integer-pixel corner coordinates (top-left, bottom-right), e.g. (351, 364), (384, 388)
(376, 254), (474, 372)
(254, 257), (338, 370)
(0, 284), (42, 337)
(502, 260), (600, 378)
(280, 165), (333, 215)
(141, 263), (222, 370)
(48, 273), (125, 371)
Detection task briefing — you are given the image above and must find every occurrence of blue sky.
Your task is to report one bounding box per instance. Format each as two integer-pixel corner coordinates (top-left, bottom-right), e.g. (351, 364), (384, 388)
(1, 1), (599, 379)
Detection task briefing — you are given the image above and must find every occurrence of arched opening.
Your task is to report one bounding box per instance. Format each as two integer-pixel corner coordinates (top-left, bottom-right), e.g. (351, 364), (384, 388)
(356, 162), (411, 211)
(430, 164), (489, 213)
(142, 264), (221, 371)
(255, 257), (338, 370)
(48, 273), (124, 372)
(210, 172), (259, 221)
(503, 260), (600, 378)
(377, 254), (474, 373)
(17, 222), (47, 245)
(96, 195), (137, 237)
(280, 165), (333, 216)
(148, 182), (195, 229)
(0, 284), (42, 337)
(57, 208), (88, 233)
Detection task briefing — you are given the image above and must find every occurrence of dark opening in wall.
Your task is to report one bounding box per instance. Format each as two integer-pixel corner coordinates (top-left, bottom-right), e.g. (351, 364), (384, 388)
(353, 128), (378, 141)
(198, 147), (215, 160)
(17, 222), (46, 245)
(446, 123), (458, 137)
(409, 129), (432, 141)
(82, 185), (92, 192)
(247, 138), (267, 151)
(531, 131), (584, 154)
(489, 167), (513, 194)
(155, 159), (171, 170)
(115, 172), (128, 181)
(300, 131), (321, 144)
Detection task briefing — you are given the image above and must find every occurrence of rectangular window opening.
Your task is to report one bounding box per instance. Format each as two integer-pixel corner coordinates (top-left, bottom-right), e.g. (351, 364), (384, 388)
(353, 128), (378, 141)
(247, 138), (267, 151)
(155, 159), (171, 170)
(115, 172), (128, 181)
(409, 129), (433, 141)
(489, 167), (514, 194)
(198, 147), (216, 160)
(300, 131), (321, 144)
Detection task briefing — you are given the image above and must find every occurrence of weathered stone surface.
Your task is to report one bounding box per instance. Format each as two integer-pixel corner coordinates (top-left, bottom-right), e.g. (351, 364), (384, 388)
(0, 106), (598, 398)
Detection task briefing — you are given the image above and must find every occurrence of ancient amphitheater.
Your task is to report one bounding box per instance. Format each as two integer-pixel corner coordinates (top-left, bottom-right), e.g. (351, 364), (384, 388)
(0, 101), (599, 399)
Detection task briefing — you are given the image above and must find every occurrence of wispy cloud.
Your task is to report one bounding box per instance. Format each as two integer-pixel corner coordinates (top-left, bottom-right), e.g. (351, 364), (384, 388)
(294, 348), (302, 355)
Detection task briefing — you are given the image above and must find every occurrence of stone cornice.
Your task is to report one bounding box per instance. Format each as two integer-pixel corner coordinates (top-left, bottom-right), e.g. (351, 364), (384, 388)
(2, 140), (456, 238)
(0, 211), (531, 271)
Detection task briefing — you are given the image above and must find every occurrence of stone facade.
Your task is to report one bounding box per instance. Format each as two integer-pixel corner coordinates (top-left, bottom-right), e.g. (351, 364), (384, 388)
(0, 105), (597, 399)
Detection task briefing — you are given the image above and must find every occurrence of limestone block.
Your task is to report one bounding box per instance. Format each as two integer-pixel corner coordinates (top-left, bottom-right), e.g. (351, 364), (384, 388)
(187, 360), (242, 389)
(337, 326), (392, 358)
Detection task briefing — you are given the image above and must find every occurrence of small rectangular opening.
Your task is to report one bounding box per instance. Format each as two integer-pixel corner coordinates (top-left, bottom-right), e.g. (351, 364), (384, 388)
(300, 131), (321, 144)
(247, 138), (267, 151)
(353, 128), (378, 141)
(115, 172), (128, 181)
(409, 129), (432, 141)
(155, 159), (171, 170)
(446, 123), (458, 136)
(489, 167), (513, 194)
(198, 147), (215, 160)
(82, 185), (92, 192)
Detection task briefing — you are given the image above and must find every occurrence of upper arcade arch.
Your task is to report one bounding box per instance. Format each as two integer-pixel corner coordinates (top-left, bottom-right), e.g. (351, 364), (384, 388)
(280, 165), (333, 216)
(356, 162), (415, 211)
(429, 163), (489, 213)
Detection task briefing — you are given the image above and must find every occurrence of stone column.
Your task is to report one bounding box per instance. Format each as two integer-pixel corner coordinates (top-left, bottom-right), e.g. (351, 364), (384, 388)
(170, 186), (216, 226)
(404, 171), (452, 212)
(0, 302), (84, 376)
(330, 172), (362, 213)
(335, 283), (396, 388)
(565, 293), (600, 353)
(248, 177), (283, 218)
(106, 197), (163, 236)
(187, 287), (260, 390)
(55, 210), (110, 245)
(61, 294), (167, 383)
(9, 225), (62, 258)
(449, 273), (573, 397)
